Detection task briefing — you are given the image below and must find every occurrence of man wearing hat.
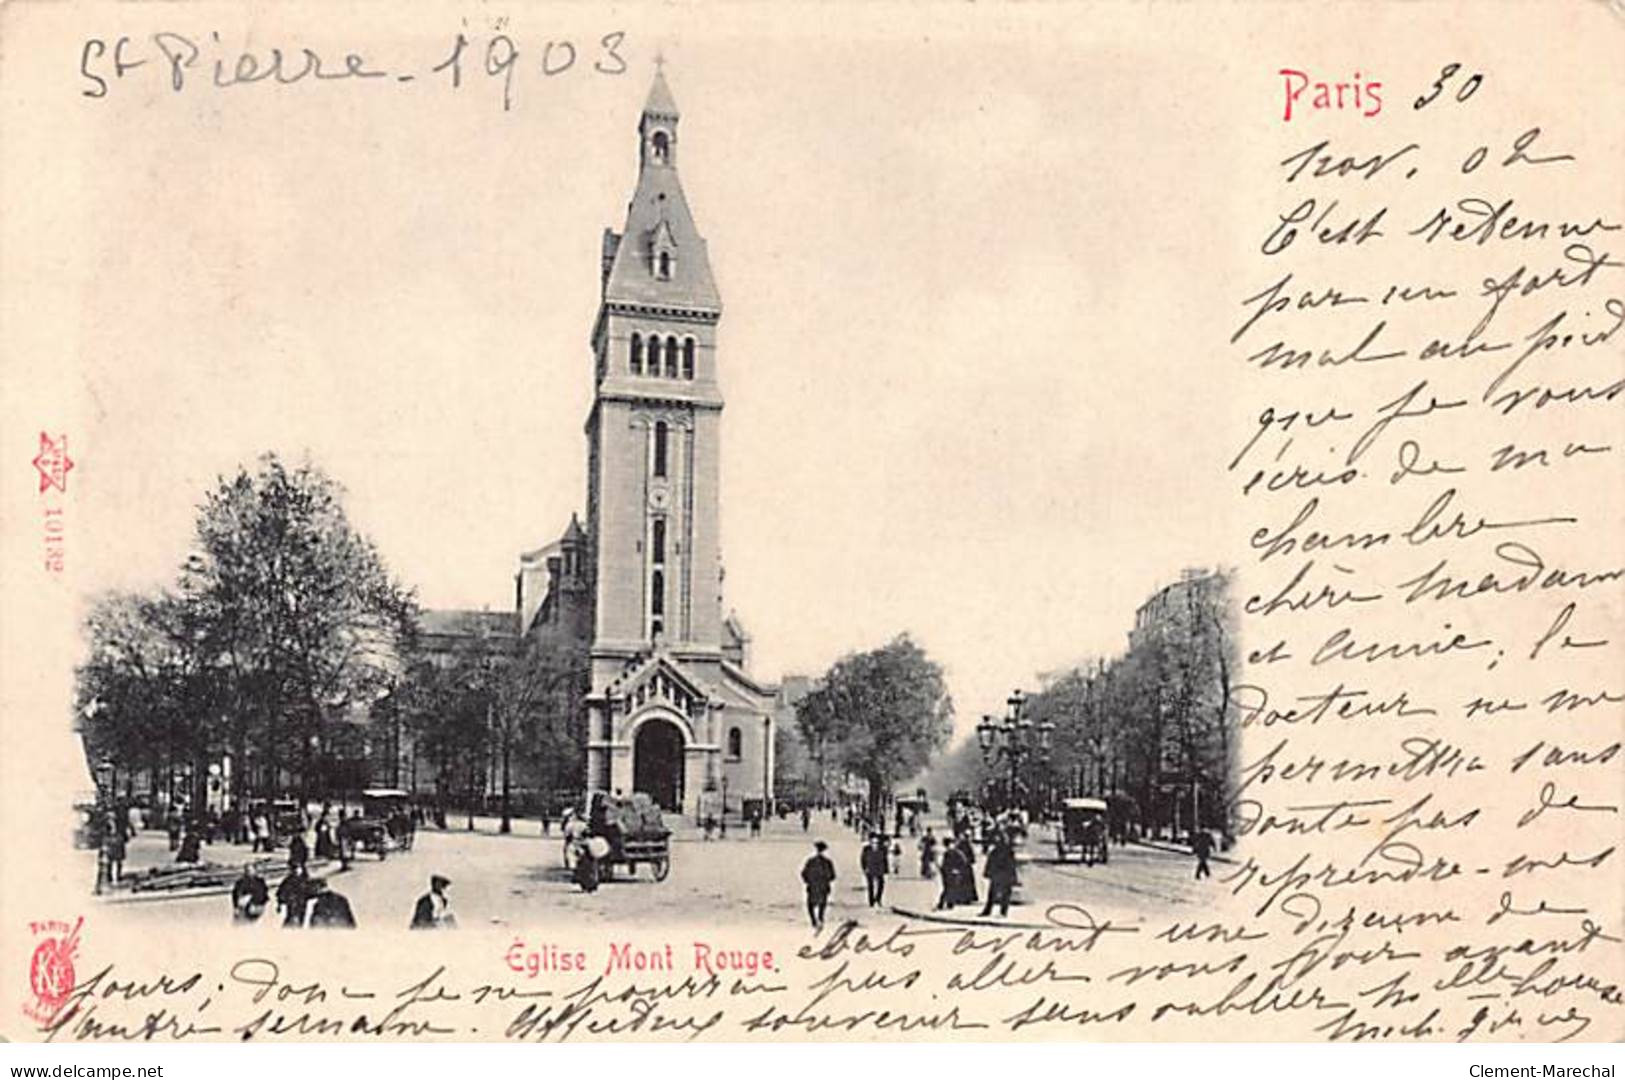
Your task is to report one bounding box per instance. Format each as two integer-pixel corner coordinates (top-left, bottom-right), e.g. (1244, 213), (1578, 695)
(411, 874), (457, 929)
(306, 877), (357, 928)
(860, 833), (889, 908)
(799, 840), (836, 930)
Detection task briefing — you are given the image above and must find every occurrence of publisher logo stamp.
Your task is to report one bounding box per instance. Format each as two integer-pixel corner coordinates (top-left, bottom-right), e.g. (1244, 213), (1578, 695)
(31, 431), (71, 574)
(24, 917), (82, 1024)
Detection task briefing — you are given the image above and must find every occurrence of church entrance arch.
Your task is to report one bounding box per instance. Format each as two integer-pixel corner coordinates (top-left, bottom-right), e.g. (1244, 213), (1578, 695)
(632, 714), (686, 811)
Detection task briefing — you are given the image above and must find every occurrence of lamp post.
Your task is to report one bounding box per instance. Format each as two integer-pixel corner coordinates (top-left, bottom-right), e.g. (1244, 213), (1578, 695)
(975, 690), (1053, 816)
(93, 758), (114, 896)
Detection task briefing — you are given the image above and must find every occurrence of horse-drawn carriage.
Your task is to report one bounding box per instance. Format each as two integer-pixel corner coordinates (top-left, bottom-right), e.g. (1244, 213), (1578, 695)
(1055, 797), (1110, 865)
(349, 789), (415, 859)
(565, 792), (670, 890)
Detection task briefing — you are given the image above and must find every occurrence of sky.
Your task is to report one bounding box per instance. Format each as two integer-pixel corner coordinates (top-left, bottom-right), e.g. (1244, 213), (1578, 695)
(31, 7), (1242, 740)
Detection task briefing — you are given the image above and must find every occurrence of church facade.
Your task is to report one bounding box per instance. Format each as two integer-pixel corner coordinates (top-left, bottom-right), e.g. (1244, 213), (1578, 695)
(516, 69), (778, 819)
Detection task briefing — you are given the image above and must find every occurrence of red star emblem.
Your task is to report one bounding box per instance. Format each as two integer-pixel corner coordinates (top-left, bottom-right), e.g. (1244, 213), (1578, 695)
(32, 432), (73, 494)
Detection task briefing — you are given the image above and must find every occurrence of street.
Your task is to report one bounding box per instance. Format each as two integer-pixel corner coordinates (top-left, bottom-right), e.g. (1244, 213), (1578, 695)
(96, 813), (1219, 932)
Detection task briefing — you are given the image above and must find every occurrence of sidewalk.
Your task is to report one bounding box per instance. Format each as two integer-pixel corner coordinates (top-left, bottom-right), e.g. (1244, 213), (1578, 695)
(1129, 836), (1234, 864)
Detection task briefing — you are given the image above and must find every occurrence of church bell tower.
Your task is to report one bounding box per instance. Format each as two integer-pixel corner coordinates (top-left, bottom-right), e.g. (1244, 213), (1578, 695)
(586, 65), (724, 660)
(581, 67), (769, 815)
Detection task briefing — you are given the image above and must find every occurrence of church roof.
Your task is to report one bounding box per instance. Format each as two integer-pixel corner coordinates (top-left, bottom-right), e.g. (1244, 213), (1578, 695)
(419, 608), (519, 639)
(644, 69), (679, 118)
(602, 72), (721, 313)
(561, 513), (587, 544)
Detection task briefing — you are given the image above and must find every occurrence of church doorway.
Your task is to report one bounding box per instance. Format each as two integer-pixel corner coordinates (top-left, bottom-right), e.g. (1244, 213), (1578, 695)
(632, 716), (685, 811)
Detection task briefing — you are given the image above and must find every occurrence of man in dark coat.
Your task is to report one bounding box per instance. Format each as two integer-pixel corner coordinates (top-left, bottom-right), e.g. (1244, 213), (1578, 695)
(860, 834), (888, 908)
(175, 822), (202, 864)
(410, 874), (456, 929)
(980, 833), (1019, 918)
(287, 830), (309, 872)
(276, 866), (310, 927)
(307, 878), (357, 928)
(232, 867), (269, 923)
(800, 840), (836, 930)
(1191, 829), (1214, 879)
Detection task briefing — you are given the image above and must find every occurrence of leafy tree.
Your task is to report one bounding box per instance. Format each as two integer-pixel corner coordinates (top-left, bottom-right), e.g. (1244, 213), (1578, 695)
(797, 634), (953, 819)
(180, 453), (415, 801)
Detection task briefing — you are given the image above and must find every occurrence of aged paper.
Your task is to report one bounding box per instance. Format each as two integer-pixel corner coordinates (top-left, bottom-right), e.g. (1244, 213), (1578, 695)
(1, 0), (1620, 1045)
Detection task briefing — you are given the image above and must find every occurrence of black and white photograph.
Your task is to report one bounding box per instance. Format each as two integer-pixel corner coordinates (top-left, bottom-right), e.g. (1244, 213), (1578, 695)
(1, 0), (1619, 1055)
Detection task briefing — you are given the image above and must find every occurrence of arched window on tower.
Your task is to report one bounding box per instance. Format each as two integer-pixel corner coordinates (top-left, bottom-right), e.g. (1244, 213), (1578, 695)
(652, 131), (670, 163)
(653, 421), (668, 478)
(682, 338), (695, 380)
(727, 726), (743, 760)
(630, 333), (643, 375)
(665, 335), (679, 377)
(657, 251), (673, 280)
(652, 518), (666, 564)
(648, 336), (662, 375)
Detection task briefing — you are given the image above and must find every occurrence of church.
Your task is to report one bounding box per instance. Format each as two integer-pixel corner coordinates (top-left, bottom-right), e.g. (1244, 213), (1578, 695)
(509, 67), (779, 819)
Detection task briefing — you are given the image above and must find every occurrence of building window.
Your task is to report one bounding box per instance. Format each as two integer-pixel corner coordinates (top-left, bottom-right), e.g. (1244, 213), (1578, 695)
(630, 333), (643, 375)
(648, 335), (662, 374)
(653, 421), (668, 478)
(652, 131), (670, 162)
(657, 252), (672, 279)
(665, 335), (679, 377)
(651, 570), (664, 616)
(727, 726), (742, 760)
(682, 338), (695, 379)
(652, 518), (666, 564)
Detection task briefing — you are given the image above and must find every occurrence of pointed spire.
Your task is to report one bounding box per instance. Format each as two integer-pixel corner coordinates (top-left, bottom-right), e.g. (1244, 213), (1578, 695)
(644, 63), (679, 120)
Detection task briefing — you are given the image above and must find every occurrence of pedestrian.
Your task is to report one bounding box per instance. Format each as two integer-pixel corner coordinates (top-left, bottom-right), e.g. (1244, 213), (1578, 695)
(287, 829), (309, 872)
(936, 840), (966, 910)
(104, 809), (127, 884)
(800, 806), (811, 832)
(749, 809), (762, 839)
(953, 836), (980, 908)
(175, 821), (202, 864)
(307, 878), (357, 928)
(574, 836), (606, 893)
(919, 828), (939, 879)
(166, 807), (183, 851)
(860, 833), (888, 908)
(540, 804), (552, 837)
(410, 874), (457, 929)
(232, 867), (269, 923)
(980, 833), (1018, 919)
(1191, 828), (1214, 880)
(338, 811), (361, 869)
(252, 809), (271, 853)
(888, 838), (902, 875)
(800, 839), (836, 930)
(314, 809), (337, 860)
(276, 866), (311, 927)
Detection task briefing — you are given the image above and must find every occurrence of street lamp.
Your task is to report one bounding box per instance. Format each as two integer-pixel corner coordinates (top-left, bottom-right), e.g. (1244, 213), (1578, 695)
(93, 758), (114, 896)
(975, 690), (1054, 815)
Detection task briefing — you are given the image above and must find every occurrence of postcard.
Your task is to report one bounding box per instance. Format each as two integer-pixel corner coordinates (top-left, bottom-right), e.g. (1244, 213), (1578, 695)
(1, 0), (1620, 1045)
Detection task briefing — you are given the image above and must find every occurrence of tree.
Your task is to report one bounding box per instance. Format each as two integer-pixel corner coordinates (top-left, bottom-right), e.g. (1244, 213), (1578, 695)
(487, 634), (586, 832)
(797, 634), (953, 819)
(180, 453), (416, 802)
